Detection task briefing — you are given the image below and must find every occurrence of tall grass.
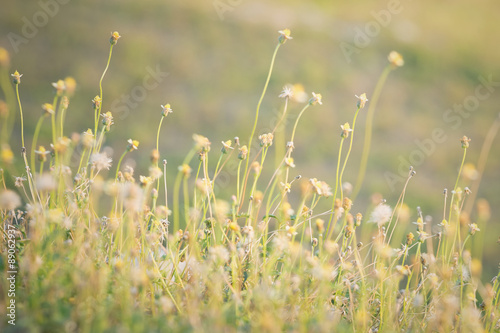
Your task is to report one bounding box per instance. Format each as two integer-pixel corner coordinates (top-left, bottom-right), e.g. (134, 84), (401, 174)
(0, 30), (499, 333)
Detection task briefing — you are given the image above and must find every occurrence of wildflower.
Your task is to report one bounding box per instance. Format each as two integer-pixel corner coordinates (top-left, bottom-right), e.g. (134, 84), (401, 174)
(309, 178), (332, 197)
(101, 111), (114, 131)
(52, 137), (71, 153)
(355, 93), (368, 109)
(193, 134), (211, 152)
(413, 217), (425, 232)
(14, 176), (26, 188)
(221, 140), (233, 154)
(161, 103), (172, 117)
(42, 103), (54, 116)
(242, 225), (254, 239)
(51, 80), (66, 96)
(1, 145), (14, 164)
(259, 133), (274, 147)
(343, 197), (353, 211)
(0, 189), (21, 210)
(91, 152), (112, 171)
(11, 70), (22, 84)
(279, 86), (293, 99)
(110, 31), (121, 45)
(284, 157), (296, 168)
(92, 96), (102, 109)
(368, 204), (392, 227)
(468, 223), (480, 235)
(82, 129), (94, 148)
(406, 232), (415, 245)
(417, 230), (429, 243)
(281, 182), (291, 193)
(340, 122), (353, 138)
(178, 164), (192, 177)
(344, 225), (354, 238)
(139, 175), (153, 187)
(388, 51), (404, 67)
(238, 145), (248, 160)
(309, 92), (323, 105)
(64, 77), (76, 96)
(286, 225), (298, 237)
(460, 135), (471, 148)
(34, 146), (50, 162)
(355, 213), (362, 227)
(0, 47), (10, 68)
(278, 28), (293, 44)
(126, 139), (139, 152)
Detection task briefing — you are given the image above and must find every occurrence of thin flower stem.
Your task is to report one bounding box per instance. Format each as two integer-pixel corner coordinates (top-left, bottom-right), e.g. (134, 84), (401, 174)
(95, 45), (114, 137)
(353, 65), (392, 199)
(339, 105), (361, 202)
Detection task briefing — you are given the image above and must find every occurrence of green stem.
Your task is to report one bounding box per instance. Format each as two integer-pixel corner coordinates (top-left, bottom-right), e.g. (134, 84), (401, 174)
(95, 45), (114, 137)
(352, 65), (392, 199)
(339, 106), (361, 202)
(30, 116), (46, 172)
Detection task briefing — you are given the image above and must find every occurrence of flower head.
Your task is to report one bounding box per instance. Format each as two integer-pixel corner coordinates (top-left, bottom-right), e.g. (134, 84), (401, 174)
(127, 139), (139, 152)
(238, 145), (248, 160)
(91, 152), (112, 171)
(279, 86), (293, 99)
(388, 51), (404, 67)
(368, 204), (392, 227)
(259, 133), (274, 147)
(35, 146), (50, 162)
(309, 178), (332, 197)
(461, 135), (471, 149)
(278, 29), (293, 44)
(101, 111), (114, 131)
(92, 96), (102, 109)
(110, 31), (121, 45)
(161, 104), (172, 117)
(309, 92), (323, 105)
(221, 140), (233, 154)
(340, 122), (353, 138)
(355, 93), (368, 109)
(52, 80), (66, 96)
(468, 223), (480, 235)
(0, 47), (10, 68)
(11, 70), (22, 85)
(42, 103), (54, 116)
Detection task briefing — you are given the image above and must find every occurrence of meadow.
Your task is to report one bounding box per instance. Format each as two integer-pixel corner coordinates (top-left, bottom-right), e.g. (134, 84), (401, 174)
(0, 26), (499, 332)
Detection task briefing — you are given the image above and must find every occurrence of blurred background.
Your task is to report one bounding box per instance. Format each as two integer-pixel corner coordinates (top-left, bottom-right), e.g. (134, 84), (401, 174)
(1, 0), (499, 274)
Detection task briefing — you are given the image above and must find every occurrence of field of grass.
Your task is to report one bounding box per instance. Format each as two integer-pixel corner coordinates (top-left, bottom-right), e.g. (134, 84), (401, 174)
(1, 24), (500, 332)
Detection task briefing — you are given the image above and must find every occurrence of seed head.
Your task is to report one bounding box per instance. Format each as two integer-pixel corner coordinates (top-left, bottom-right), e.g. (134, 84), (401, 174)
(279, 86), (293, 99)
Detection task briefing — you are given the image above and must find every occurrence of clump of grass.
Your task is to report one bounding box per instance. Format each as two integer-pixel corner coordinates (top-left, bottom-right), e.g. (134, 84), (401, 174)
(0, 30), (499, 333)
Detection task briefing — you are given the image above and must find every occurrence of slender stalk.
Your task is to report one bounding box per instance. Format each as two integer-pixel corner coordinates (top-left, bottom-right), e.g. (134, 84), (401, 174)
(339, 105), (361, 202)
(352, 66), (392, 199)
